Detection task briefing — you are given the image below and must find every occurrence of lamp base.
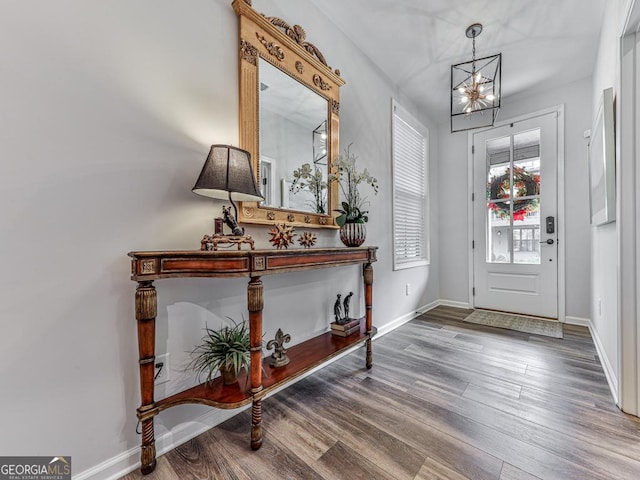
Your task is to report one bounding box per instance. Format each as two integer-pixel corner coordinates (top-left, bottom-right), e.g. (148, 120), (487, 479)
(200, 234), (255, 251)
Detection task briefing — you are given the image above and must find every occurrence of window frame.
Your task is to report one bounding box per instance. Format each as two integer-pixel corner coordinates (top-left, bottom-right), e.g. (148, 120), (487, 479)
(391, 99), (430, 270)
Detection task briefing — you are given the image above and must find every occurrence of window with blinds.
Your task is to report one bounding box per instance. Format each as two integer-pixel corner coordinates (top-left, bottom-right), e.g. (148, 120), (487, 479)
(392, 100), (429, 269)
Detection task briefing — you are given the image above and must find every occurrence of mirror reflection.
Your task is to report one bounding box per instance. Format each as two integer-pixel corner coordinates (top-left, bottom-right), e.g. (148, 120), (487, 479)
(259, 59), (329, 214)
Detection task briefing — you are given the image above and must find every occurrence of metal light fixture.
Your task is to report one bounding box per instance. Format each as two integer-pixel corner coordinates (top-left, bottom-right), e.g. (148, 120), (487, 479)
(451, 23), (501, 133)
(192, 145), (264, 250)
(313, 120), (328, 164)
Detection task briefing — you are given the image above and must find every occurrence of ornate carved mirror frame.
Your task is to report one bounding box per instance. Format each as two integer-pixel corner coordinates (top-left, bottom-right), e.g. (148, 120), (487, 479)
(232, 0), (344, 228)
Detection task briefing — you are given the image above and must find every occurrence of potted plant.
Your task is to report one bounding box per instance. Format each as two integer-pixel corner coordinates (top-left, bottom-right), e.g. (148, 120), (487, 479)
(328, 145), (379, 246)
(187, 318), (251, 386)
(289, 163), (328, 214)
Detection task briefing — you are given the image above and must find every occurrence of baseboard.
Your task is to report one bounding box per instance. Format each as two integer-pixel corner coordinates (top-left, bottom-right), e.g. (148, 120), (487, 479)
(72, 444), (138, 480)
(74, 407), (246, 480)
(437, 299), (471, 309)
(587, 320), (619, 406)
(415, 300), (440, 315)
(564, 316), (617, 399)
(373, 300), (439, 337)
(564, 316), (590, 327)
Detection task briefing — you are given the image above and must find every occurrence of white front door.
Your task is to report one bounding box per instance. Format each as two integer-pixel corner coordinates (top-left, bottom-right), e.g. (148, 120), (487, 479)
(473, 113), (558, 318)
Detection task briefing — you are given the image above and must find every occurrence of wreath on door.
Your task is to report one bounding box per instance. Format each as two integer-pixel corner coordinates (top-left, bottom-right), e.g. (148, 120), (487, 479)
(487, 166), (540, 221)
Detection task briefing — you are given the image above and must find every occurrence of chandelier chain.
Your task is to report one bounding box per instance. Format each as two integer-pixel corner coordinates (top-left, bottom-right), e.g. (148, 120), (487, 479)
(472, 35), (476, 74)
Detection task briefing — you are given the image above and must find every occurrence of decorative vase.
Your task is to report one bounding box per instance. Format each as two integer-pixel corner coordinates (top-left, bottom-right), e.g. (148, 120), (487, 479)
(339, 223), (366, 247)
(219, 365), (238, 385)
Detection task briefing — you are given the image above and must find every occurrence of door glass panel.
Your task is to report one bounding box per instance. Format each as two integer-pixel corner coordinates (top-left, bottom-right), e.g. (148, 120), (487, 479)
(512, 200), (540, 264)
(486, 136), (510, 201)
(485, 130), (541, 264)
(488, 164), (509, 201)
(513, 129), (541, 198)
(486, 135), (511, 263)
(487, 216), (511, 263)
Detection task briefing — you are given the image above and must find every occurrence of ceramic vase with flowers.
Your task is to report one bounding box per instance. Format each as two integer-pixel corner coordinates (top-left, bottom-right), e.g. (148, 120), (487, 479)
(329, 146), (379, 247)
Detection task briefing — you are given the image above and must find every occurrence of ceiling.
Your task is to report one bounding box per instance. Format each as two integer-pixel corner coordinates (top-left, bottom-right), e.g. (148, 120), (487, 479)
(261, 58), (326, 130)
(309, 0), (606, 125)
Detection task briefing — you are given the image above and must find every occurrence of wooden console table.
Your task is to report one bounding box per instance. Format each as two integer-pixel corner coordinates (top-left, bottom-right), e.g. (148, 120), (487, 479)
(128, 246), (378, 474)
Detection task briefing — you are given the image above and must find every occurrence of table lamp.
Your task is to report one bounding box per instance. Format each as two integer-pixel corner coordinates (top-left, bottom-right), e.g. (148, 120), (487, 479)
(192, 145), (264, 250)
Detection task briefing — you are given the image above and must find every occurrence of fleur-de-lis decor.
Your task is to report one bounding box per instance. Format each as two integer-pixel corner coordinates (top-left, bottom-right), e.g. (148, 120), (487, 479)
(266, 328), (291, 367)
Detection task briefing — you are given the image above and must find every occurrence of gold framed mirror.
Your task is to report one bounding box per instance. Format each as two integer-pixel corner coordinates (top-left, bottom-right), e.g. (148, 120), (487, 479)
(232, 0), (344, 228)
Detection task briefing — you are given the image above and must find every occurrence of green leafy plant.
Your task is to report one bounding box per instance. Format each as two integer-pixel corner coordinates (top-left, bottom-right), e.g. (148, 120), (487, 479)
(289, 163), (327, 214)
(328, 145), (379, 226)
(187, 318), (250, 385)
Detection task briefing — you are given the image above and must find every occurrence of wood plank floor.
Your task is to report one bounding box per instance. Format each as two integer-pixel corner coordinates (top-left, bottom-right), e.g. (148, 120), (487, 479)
(121, 306), (640, 480)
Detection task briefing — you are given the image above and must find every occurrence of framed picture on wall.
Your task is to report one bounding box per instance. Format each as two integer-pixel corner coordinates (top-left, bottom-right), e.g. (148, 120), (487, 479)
(588, 87), (616, 226)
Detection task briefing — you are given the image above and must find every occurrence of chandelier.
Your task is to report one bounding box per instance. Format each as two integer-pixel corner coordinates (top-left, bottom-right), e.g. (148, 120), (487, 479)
(451, 23), (501, 133)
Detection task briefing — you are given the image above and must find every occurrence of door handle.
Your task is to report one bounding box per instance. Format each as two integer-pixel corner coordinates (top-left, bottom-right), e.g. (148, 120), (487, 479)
(539, 239), (554, 245)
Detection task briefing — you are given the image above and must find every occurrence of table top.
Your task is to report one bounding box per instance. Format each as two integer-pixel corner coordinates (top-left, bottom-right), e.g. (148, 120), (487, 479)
(129, 246), (378, 281)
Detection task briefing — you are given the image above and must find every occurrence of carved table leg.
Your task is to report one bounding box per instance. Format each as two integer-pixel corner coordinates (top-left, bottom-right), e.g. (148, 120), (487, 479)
(363, 263), (374, 369)
(136, 281), (158, 474)
(248, 276), (264, 450)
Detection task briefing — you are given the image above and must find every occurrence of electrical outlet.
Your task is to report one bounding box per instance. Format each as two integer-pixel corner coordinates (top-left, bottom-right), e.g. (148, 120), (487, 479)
(405, 283), (411, 296)
(155, 353), (170, 385)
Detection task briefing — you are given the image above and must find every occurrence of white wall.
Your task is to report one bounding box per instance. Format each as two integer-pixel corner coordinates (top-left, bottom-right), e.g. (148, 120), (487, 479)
(437, 127), (472, 304)
(589, 0), (637, 407)
(589, 0), (623, 399)
(619, 0), (640, 417)
(437, 77), (593, 320)
(0, 0), (439, 477)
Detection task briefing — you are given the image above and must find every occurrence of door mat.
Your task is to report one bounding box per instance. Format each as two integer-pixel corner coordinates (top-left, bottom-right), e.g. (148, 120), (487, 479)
(463, 310), (563, 339)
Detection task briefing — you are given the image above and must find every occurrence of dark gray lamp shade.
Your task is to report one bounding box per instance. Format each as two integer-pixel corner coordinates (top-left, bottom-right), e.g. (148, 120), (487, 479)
(192, 145), (264, 202)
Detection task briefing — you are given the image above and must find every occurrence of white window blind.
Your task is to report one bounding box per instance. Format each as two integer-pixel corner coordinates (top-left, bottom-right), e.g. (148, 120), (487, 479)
(392, 100), (429, 269)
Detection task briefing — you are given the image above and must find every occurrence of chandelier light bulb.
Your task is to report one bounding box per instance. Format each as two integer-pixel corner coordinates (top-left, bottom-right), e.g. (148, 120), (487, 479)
(486, 94), (495, 101)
